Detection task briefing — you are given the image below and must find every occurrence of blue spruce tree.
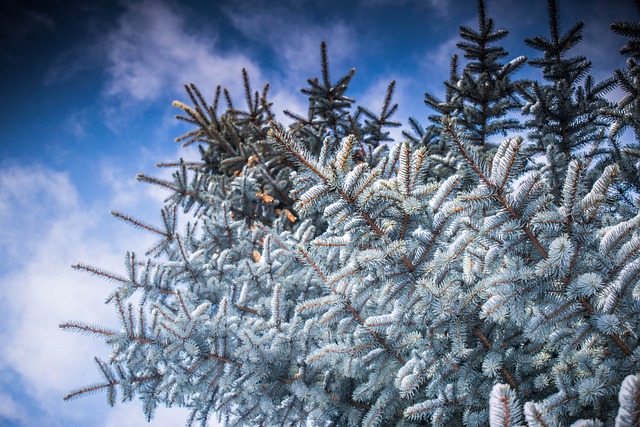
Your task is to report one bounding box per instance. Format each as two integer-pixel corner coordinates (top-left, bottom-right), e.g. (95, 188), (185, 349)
(605, 0), (640, 205)
(420, 0), (526, 185)
(62, 1), (640, 426)
(519, 0), (616, 203)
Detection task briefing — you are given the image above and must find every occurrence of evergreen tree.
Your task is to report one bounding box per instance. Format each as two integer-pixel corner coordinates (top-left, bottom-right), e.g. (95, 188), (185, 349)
(606, 0), (640, 203)
(62, 2), (640, 426)
(519, 0), (616, 203)
(283, 41), (399, 162)
(610, 0), (640, 143)
(421, 0), (526, 183)
(451, 0), (525, 148)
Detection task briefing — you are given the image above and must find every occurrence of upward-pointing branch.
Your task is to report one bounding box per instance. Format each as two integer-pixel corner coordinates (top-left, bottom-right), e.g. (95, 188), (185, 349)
(443, 119), (548, 259)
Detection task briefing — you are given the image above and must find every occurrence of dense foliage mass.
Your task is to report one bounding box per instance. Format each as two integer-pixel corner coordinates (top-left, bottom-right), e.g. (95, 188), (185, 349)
(62, 0), (640, 425)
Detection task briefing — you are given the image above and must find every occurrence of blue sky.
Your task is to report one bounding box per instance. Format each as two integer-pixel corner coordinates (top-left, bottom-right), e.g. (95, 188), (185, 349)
(0, 0), (636, 426)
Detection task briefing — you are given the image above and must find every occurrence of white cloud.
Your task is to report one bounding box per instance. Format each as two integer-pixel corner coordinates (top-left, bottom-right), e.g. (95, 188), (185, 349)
(104, 0), (262, 103)
(425, 34), (459, 72)
(0, 163), (144, 381)
(64, 110), (89, 139)
(0, 392), (21, 423)
(0, 163), (78, 264)
(269, 88), (308, 125)
(99, 160), (166, 210)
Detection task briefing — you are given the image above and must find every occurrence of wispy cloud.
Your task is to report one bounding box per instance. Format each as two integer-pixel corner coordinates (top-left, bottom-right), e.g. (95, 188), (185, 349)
(99, 0), (422, 130)
(0, 164), (114, 425)
(221, 0), (357, 119)
(0, 392), (24, 425)
(359, 0), (450, 16)
(63, 110), (89, 139)
(232, 19), (353, 77)
(103, 0), (262, 103)
(0, 164), (79, 264)
(223, 0), (357, 76)
(43, 43), (103, 86)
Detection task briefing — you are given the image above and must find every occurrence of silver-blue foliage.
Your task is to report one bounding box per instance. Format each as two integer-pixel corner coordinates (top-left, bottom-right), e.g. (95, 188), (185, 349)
(62, 1), (640, 425)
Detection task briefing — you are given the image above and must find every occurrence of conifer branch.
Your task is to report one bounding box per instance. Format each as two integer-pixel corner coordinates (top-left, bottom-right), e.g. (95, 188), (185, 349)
(271, 124), (416, 271)
(298, 245), (404, 365)
(156, 161), (206, 168)
(473, 328), (519, 392)
(136, 174), (201, 201)
(444, 119), (548, 259)
(268, 124), (330, 184)
(111, 211), (170, 237)
(63, 382), (116, 402)
(63, 374), (160, 402)
(175, 235), (199, 285)
(72, 263), (128, 283)
(59, 322), (116, 337)
(206, 353), (243, 368)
